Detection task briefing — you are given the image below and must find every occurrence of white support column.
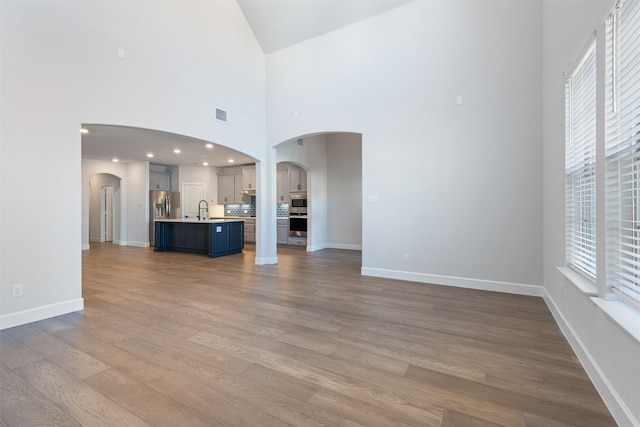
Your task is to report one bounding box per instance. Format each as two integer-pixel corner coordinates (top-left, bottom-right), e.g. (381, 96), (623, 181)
(255, 148), (279, 265)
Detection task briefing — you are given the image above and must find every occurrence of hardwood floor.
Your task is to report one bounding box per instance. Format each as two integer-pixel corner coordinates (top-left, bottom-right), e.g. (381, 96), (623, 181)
(1, 243), (616, 426)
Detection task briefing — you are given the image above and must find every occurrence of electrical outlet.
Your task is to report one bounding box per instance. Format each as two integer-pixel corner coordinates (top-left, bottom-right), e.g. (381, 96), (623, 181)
(11, 284), (23, 298)
(403, 254), (410, 263)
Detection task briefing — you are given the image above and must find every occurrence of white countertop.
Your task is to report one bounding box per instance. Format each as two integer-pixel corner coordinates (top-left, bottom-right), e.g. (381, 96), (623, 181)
(154, 218), (245, 223)
(212, 216), (254, 220)
(211, 216), (290, 220)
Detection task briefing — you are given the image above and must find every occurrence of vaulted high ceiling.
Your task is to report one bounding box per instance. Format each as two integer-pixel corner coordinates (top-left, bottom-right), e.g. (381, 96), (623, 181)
(82, 1), (413, 166)
(237, 0), (414, 53)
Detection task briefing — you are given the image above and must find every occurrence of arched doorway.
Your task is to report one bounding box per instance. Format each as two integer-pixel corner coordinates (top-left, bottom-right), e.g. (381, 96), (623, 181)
(276, 161), (309, 249)
(81, 124), (258, 251)
(274, 132), (362, 254)
(89, 173), (122, 246)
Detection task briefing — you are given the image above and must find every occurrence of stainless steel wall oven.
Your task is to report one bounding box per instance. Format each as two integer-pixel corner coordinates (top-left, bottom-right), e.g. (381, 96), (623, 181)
(289, 212), (307, 237)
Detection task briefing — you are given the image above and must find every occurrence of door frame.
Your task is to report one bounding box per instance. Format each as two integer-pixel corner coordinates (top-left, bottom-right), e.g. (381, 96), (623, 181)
(100, 185), (114, 242)
(182, 182), (206, 220)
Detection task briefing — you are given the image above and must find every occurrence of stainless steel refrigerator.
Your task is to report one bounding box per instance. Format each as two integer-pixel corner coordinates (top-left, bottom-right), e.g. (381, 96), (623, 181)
(149, 191), (180, 246)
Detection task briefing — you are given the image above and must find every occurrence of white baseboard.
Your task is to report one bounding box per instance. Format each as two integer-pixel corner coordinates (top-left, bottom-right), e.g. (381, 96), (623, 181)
(89, 237), (101, 243)
(543, 290), (638, 427)
(125, 241), (150, 248)
(81, 244), (90, 250)
(255, 256), (278, 265)
(361, 267), (543, 297)
(0, 298), (84, 330)
(305, 243), (362, 252)
(307, 243), (327, 252)
(326, 243), (362, 251)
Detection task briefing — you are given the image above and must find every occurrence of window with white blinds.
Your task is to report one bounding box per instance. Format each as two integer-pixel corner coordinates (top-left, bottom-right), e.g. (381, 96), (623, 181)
(566, 43), (597, 278)
(605, 0), (640, 306)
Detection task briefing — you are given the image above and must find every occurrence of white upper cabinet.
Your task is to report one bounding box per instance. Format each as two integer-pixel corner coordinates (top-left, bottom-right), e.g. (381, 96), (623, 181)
(217, 174), (236, 204)
(277, 169), (288, 202)
(242, 167), (256, 190)
(289, 167), (307, 192)
(218, 165), (254, 204)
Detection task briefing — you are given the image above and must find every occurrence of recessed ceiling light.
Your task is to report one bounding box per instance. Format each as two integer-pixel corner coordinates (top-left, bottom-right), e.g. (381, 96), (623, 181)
(147, 153), (154, 158)
(203, 162), (209, 166)
(80, 128), (89, 134)
(205, 143), (213, 149)
(112, 158), (119, 163)
(228, 159), (234, 163)
(174, 149), (181, 154)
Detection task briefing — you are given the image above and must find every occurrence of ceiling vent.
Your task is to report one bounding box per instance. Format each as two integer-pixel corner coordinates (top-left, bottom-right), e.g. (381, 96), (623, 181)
(215, 108), (228, 123)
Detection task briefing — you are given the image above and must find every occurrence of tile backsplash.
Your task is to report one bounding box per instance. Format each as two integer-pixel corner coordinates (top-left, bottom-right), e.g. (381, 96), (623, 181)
(277, 204), (289, 217)
(224, 204), (256, 217)
(223, 203), (289, 217)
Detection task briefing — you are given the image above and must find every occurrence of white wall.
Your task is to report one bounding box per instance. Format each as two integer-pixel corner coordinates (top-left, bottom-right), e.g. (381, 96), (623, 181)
(267, 0), (543, 293)
(178, 164), (219, 218)
(276, 135), (328, 250)
(542, 1), (640, 425)
(168, 165), (179, 192)
(327, 133), (362, 250)
(126, 161), (149, 247)
(207, 167), (221, 214)
(178, 165), (214, 201)
(1, 0), (266, 328)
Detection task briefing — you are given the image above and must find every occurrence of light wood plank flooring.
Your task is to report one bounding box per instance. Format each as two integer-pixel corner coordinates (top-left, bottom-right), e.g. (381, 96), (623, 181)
(1, 243), (616, 426)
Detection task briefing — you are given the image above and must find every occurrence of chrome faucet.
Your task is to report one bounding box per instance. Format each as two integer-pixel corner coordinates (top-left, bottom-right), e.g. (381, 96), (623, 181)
(197, 200), (209, 221)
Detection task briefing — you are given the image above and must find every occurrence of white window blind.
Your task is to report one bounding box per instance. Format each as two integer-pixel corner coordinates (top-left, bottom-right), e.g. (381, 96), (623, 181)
(606, 0), (640, 305)
(566, 43), (597, 278)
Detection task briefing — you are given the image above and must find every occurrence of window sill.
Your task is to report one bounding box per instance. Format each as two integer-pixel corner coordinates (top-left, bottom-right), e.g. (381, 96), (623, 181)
(591, 297), (640, 344)
(557, 266), (598, 296)
(558, 266), (639, 344)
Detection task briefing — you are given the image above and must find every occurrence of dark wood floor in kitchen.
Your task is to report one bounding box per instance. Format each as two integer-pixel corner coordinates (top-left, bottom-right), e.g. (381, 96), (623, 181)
(0, 243), (616, 426)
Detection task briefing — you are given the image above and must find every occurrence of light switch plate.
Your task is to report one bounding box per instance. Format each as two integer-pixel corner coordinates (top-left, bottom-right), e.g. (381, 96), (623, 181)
(11, 284), (23, 298)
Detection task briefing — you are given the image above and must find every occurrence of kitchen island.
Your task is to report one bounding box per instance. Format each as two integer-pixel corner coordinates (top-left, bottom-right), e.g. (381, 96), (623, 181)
(154, 219), (244, 258)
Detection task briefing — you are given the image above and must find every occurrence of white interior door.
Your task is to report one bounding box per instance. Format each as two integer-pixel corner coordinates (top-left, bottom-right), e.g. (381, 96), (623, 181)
(183, 183), (205, 219)
(101, 185), (114, 242)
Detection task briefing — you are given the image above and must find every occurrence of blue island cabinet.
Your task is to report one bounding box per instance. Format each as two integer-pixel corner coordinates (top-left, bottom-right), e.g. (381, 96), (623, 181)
(210, 221), (244, 257)
(154, 220), (244, 258)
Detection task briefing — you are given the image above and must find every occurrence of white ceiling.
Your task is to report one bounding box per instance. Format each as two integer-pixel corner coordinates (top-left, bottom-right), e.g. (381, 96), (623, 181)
(81, 124), (255, 168)
(237, 0), (414, 53)
(81, 1), (412, 166)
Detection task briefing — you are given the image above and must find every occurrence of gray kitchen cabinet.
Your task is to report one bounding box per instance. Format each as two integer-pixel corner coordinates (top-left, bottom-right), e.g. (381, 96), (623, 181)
(287, 236), (306, 247)
(277, 169), (288, 202)
(217, 173), (243, 204)
(243, 218), (256, 243)
(277, 218), (288, 244)
(217, 174), (234, 204)
(289, 166), (307, 192)
(242, 166), (256, 191)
